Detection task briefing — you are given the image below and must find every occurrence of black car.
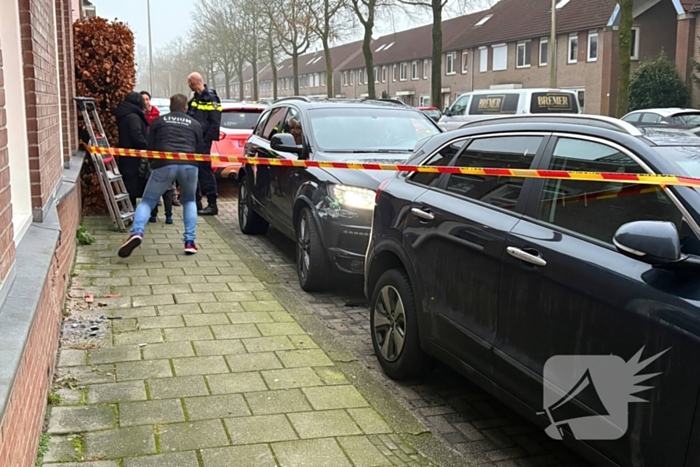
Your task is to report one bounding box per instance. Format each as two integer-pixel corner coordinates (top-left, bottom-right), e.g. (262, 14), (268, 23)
(365, 115), (700, 466)
(237, 97), (441, 291)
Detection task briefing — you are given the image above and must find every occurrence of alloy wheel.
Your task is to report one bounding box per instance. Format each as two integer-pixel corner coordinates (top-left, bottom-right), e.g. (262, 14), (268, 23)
(239, 182), (249, 228)
(297, 215), (311, 281)
(373, 285), (407, 362)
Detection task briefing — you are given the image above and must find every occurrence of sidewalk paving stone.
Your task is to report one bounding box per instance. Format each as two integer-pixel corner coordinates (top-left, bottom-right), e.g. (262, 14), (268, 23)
(43, 217), (442, 467)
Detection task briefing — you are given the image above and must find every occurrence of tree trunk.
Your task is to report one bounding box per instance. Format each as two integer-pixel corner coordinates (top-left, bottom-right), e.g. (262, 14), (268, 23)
(224, 70), (231, 99)
(270, 48), (278, 101)
(323, 35), (333, 97)
(362, 23), (375, 99)
(252, 58), (259, 101)
(616, 0), (634, 117)
(431, 0), (443, 109)
(293, 51), (300, 94)
(237, 63), (245, 101)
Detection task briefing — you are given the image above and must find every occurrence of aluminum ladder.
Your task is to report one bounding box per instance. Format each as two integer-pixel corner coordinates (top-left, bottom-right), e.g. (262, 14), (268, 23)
(75, 97), (135, 231)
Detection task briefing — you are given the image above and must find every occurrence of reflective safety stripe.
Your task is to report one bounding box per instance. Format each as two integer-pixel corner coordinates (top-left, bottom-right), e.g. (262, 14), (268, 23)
(190, 101), (222, 111)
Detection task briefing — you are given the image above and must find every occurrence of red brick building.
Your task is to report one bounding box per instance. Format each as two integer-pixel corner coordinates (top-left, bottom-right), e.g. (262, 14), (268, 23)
(0, 0), (82, 464)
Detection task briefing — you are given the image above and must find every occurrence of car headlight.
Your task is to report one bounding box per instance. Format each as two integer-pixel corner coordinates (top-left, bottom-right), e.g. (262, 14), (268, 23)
(330, 185), (376, 210)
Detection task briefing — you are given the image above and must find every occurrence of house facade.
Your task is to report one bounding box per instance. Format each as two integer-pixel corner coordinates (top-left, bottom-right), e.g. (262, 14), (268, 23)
(233, 0), (700, 116)
(0, 0), (83, 464)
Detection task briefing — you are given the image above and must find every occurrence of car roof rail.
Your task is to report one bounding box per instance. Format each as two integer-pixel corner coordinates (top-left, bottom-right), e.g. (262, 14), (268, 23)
(361, 98), (408, 106)
(274, 96), (312, 104)
(458, 114), (642, 136)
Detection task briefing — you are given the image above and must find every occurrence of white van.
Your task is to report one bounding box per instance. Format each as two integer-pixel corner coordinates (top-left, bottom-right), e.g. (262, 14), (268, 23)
(438, 88), (582, 131)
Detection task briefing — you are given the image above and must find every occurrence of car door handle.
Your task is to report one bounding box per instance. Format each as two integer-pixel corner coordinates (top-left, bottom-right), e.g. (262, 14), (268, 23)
(411, 208), (435, 221)
(507, 247), (547, 267)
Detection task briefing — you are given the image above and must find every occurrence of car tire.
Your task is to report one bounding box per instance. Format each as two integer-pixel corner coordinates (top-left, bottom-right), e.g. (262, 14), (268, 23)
(370, 268), (432, 380)
(238, 172), (269, 235)
(296, 208), (331, 292)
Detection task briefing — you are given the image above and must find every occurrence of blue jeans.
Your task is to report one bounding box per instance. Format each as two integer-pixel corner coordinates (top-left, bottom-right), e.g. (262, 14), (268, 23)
(131, 165), (199, 241)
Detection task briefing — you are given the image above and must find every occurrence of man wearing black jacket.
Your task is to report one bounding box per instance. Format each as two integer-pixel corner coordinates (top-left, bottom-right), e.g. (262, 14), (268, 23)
(187, 72), (221, 216)
(119, 94), (204, 258)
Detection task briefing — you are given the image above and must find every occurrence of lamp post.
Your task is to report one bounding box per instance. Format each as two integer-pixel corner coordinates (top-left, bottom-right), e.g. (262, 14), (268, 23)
(147, 0), (155, 94)
(550, 0), (557, 88)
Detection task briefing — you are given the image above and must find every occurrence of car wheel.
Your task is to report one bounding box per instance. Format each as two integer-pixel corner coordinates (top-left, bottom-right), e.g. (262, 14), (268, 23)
(370, 268), (432, 380)
(238, 172), (269, 235)
(296, 208), (331, 291)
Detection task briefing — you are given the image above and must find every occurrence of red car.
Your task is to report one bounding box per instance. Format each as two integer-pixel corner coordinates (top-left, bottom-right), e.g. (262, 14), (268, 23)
(211, 103), (268, 179)
(418, 106), (442, 122)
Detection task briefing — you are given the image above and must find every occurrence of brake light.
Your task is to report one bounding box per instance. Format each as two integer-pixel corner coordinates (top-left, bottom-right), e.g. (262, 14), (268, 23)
(219, 132), (227, 140)
(237, 139), (246, 148)
(376, 179), (390, 204)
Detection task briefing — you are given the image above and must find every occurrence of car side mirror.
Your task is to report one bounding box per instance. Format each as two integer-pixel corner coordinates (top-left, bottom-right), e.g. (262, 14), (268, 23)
(270, 133), (302, 156)
(613, 221), (682, 265)
(443, 107), (452, 117)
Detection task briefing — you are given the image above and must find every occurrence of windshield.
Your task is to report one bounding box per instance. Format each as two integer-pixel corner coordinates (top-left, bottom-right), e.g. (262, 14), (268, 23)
(667, 113), (700, 127)
(654, 146), (700, 179)
(308, 108), (439, 152)
(424, 110), (441, 119)
(221, 110), (263, 130)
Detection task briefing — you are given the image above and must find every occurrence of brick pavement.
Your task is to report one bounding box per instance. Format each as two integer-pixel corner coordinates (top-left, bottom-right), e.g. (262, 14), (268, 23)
(213, 182), (590, 467)
(42, 215), (455, 467)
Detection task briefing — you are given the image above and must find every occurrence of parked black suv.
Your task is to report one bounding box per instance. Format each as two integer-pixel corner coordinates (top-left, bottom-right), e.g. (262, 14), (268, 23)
(365, 115), (700, 466)
(237, 97), (440, 290)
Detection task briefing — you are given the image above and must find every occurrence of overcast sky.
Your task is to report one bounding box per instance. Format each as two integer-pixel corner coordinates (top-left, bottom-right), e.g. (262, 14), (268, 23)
(93, 0), (442, 53)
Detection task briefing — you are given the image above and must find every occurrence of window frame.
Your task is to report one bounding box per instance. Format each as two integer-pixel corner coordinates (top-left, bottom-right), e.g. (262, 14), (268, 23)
(461, 51), (469, 74)
(400, 62), (408, 81)
(374, 66), (379, 83)
(539, 38), (548, 66)
(411, 60), (419, 80)
(568, 33), (579, 64)
(446, 52), (457, 75)
(587, 30), (598, 62)
(423, 59), (430, 79)
(525, 133), (700, 243)
(631, 26), (640, 60)
(392, 64), (397, 82)
(479, 47), (488, 72)
(492, 43), (508, 71)
(382, 65), (387, 82)
(516, 40), (531, 69)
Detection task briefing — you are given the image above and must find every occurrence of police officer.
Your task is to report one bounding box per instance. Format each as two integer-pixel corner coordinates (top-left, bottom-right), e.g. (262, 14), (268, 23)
(187, 72), (221, 216)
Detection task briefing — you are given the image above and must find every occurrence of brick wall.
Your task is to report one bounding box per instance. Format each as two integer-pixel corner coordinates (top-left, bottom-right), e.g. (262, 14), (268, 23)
(0, 47), (16, 285)
(19, 0), (63, 215)
(0, 186), (80, 467)
(55, 0), (78, 164)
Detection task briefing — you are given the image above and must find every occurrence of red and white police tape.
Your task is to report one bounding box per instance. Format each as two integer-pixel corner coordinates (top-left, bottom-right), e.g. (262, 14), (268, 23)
(88, 146), (700, 188)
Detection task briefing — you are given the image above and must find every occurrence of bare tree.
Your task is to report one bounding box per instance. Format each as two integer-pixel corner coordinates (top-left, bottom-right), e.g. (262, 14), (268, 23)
(616, 0), (633, 117)
(308, 0), (352, 97)
(269, 0), (314, 94)
(259, 2), (282, 100)
(350, 0), (379, 99)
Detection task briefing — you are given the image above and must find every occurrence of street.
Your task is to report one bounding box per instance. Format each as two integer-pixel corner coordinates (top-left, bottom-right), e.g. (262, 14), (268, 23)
(216, 182), (590, 467)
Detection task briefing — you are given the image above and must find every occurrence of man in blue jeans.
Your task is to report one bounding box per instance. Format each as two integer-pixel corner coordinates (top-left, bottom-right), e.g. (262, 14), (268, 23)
(119, 94), (203, 258)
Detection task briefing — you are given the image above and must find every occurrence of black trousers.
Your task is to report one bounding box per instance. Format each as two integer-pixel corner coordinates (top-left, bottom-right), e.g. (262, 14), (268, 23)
(197, 161), (218, 205)
(150, 186), (175, 217)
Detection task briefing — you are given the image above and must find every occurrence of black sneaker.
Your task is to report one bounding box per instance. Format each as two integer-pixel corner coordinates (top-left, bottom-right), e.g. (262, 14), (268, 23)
(118, 234), (142, 258)
(198, 205), (218, 216)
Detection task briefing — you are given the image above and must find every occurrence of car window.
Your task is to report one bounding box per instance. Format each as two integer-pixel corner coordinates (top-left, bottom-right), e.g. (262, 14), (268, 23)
(411, 139), (468, 187)
(469, 94), (520, 116)
(641, 113), (661, 123)
(621, 113), (641, 123)
(283, 107), (303, 145)
(262, 107), (288, 140)
(666, 113), (700, 126)
(254, 109), (271, 137)
(536, 137), (683, 243)
(221, 109), (264, 130)
(529, 92), (578, 114)
(444, 136), (543, 210)
(450, 95), (470, 116)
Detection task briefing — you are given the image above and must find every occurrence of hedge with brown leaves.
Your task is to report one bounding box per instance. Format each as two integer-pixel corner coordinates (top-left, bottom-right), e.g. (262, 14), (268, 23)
(74, 16), (136, 215)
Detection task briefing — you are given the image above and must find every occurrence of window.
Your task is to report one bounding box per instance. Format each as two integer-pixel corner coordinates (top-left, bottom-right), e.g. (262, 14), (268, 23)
(530, 92), (577, 113)
(537, 138), (683, 243)
(450, 95), (471, 116)
(641, 113), (661, 123)
(517, 40), (531, 68)
(254, 109), (271, 137)
(423, 59), (430, 79)
(539, 39), (548, 66)
(479, 47), (488, 72)
(555, 0), (570, 8)
(446, 52), (456, 74)
(492, 44), (507, 71)
(374, 66), (379, 83)
(400, 62), (408, 81)
(621, 113), (641, 123)
(262, 107), (288, 140)
(364, 68), (368, 84)
(461, 51), (469, 73)
(411, 140), (468, 187)
(321, 72), (326, 87)
(469, 93), (520, 115)
(445, 136), (543, 210)
(392, 65), (397, 82)
(475, 14), (493, 27)
(412, 61), (419, 80)
(314, 73), (320, 87)
(568, 34), (578, 63)
(631, 27), (640, 60)
(382, 66), (387, 82)
(283, 107), (304, 145)
(587, 31), (598, 62)
(350, 71), (354, 85)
